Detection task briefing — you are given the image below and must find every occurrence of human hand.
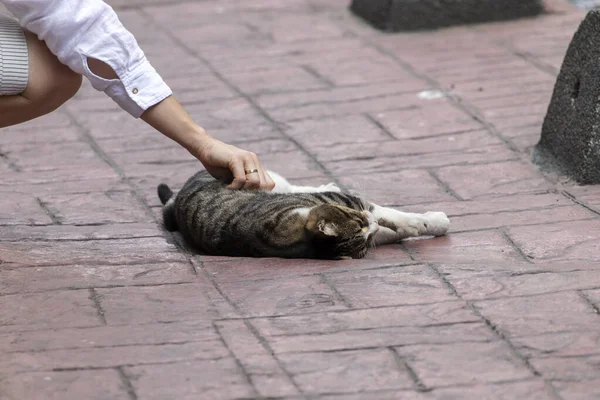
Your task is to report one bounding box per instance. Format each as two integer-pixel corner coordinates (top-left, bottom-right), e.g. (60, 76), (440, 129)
(191, 136), (275, 190)
(140, 96), (275, 191)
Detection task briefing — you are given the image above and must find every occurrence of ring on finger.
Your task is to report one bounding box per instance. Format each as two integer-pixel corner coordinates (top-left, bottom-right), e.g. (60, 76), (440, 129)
(245, 168), (259, 175)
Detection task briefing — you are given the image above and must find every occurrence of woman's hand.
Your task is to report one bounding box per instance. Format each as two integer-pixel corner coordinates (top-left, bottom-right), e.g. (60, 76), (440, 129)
(141, 95), (275, 191)
(191, 136), (275, 190)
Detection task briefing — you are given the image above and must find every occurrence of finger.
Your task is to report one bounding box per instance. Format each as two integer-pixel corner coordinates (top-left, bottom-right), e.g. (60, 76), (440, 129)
(251, 154), (270, 190)
(226, 157), (247, 190)
(263, 169), (276, 190)
(242, 155), (261, 190)
(254, 157), (275, 191)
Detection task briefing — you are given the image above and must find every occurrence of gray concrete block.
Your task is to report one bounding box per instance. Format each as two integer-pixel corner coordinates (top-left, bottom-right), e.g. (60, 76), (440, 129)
(534, 10), (600, 184)
(349, 0), (544, 31)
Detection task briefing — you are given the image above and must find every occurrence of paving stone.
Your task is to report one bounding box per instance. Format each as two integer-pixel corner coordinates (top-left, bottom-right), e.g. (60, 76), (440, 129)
(0, 262), (195, 295)
(324, 264), (456, 308)
(0, 320), (217, 353)
(337, 169), (458, 206)
(323, 144), (518, 177)
(371, 99), (483, 139)
(221, 66), (330, 95)
(0, 369), (130, 400)
(307, 52), (416, 86)
(252, 300), (478, 336)
(473, 291), (600, 337)
(256, 82), (427, 122)
(38, 191), (152, 225)
(448, 205), (594, 232)
(279, 349), (414, 394)
(403, 230), (522, 264)
(435, 161), (551, 200)
(96, 282), (237, 324)
(0, 223), (161, 241)
(265, 322), (495, 354)
(529, 355), (600, 380)
(203, 247), (413, 282)
(124, 358), (256, 400)
(0, 195), (53, 226)
(395, 341), (533, 387)
(1, 341), (227, 373)
(0, 238), (185, 267)
(443, 267), (600, 300)
(0, 290), (99, 328)
(512, 331), (600, 359)
(508, 219), (600, 262)
(553, 379), (600, 400)
(214, 320), (300, 398)
(431, 380), (555, 400)
(314, 130), (502, 163)
(218, 275), (349, 317)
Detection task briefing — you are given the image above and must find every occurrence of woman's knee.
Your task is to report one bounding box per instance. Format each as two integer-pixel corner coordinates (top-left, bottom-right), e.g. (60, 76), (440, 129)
(21, 31), (82, 113)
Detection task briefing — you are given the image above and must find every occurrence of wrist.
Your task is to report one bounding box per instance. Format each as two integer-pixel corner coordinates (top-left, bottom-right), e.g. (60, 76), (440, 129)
(183, 125), (214, 157)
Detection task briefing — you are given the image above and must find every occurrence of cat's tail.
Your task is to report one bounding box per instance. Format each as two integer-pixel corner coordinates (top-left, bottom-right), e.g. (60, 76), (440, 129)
(157, 183), (178, 232)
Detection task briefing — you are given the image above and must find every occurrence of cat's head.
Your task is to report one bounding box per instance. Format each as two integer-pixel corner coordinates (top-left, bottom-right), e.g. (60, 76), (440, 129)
(305, 204), (379, 259)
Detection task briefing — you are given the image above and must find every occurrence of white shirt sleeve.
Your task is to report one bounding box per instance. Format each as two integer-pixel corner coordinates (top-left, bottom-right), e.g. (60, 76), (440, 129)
(2, 0), (172, 117)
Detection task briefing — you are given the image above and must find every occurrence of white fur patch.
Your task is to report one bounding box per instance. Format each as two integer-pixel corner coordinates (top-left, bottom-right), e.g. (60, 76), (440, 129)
(291, 207), (312, 218)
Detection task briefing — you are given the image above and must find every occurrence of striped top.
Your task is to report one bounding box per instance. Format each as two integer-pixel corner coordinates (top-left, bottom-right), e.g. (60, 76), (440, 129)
(0, 15), (28, 96)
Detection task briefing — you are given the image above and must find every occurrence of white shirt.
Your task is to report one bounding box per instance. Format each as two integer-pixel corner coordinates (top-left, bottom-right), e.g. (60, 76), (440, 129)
(2, 0), (172, 117)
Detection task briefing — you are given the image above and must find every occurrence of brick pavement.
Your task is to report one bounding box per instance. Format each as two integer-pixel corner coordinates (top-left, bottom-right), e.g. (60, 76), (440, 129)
(1, 0), (600, 399)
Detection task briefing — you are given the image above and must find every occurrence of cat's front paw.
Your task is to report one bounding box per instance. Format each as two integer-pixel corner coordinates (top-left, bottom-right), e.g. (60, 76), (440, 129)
(424, 212), (450, 236)
(396, 215), (429, 238)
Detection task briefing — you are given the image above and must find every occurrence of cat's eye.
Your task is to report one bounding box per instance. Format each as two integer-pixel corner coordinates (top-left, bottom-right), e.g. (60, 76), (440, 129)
(361, 226), (369, 233)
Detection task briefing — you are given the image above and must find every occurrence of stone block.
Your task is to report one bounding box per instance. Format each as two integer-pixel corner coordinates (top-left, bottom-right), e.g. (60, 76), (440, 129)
(534, 10), (600, 184)
(349, 0), (544, 31)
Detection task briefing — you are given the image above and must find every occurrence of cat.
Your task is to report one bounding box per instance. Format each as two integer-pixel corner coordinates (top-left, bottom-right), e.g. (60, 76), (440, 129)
(157, 170), (449, 259)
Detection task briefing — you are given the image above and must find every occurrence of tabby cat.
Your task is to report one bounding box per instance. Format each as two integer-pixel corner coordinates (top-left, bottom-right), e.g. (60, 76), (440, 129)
(158, 171), (449, 259)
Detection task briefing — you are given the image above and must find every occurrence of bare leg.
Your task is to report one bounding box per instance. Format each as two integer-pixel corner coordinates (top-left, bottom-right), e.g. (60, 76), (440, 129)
(0, 31), (82, 128)
(370, 203), (449, 245)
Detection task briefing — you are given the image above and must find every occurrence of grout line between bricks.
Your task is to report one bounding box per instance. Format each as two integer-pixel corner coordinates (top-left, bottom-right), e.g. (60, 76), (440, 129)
(578, 291), (600, 316)
(351, 32), (538, 168)
(116, 366), (138, 400)
(388, 346), (430, 392)
(88, 288), (107, 325)
(0, 149), (21, 172)
(318, 274), (354, 309)
(363, 113), (397, 140)
(192, 257), (307, 399)
(35, 197), (62, 225)
(499, 229), (534, 264)
(212, 321), (262, 399)
(426, 263), (563, 394)
(427, 169), (464, 201)
(300, 64), (336, 88)
(561, 190), (600, 217)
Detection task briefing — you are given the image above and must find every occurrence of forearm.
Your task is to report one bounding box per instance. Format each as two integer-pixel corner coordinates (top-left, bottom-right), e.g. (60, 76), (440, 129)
(141, 96), (211, 152)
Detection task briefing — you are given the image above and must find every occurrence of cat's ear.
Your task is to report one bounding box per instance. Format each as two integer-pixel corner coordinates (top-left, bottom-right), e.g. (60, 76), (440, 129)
(317, 220), (338, 236)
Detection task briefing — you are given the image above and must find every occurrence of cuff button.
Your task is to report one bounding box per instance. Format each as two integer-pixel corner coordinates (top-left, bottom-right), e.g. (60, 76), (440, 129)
(132, 88), (139, 94)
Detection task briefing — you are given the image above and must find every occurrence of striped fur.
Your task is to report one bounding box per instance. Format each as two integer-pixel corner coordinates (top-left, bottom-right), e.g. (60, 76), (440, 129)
(158, 171), (375, 259)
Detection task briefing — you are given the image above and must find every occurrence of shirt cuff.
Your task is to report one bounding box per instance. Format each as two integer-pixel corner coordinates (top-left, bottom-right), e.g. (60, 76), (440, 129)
(103, 60), (173, 118)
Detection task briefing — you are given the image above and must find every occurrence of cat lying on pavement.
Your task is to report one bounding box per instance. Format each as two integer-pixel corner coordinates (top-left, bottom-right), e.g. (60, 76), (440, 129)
(158, 171), (449, 259)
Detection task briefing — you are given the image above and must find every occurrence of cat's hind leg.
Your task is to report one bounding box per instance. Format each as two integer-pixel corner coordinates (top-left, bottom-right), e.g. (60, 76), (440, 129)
(369, 203), (449, 245)
(269, 170), (341, 194)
